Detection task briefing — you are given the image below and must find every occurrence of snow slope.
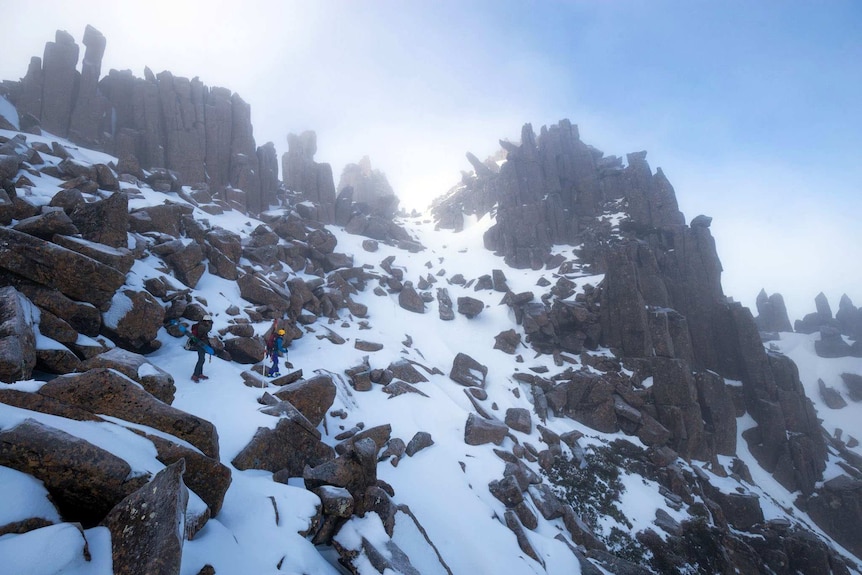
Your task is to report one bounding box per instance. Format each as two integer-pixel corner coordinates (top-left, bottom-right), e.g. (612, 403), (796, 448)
(1, 123), (860, 574)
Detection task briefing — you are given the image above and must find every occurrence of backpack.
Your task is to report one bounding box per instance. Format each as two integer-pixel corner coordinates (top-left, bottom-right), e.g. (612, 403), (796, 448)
(264, 319), (278, 352)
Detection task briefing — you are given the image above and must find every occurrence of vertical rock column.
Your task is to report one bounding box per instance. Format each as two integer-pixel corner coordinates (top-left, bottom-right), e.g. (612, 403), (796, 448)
(69, 25), (109, 145)
(39, 30), (80, 137)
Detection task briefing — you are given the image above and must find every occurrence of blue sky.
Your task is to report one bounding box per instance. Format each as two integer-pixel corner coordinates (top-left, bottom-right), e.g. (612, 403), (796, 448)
(2, 0), (860, 320)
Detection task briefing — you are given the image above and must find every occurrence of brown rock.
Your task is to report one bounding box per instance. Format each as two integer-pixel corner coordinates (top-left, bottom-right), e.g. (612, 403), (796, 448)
(145, 433), (231, 516)
(68, 190), (129, 248)
(464, 413), (508, 446)
(0, 228), (126, 310)
(223, 336), (265, 364)
(51, 234), (135, 275)
(232, 417), (334, 476)
(457, 296), (485, 318)
(12, 209), (78, 240)
(39, 369), (219, 459)
(0, 418), (146, 526)
(398, 283), (425, 314)
(35, 347), (82, 374)
(0, 286), (37, 383)
(102, 461), (187, 575)
(81, 348), (176, 404)
(13, 283), (101, 337)
(273, 374), (336, 427)
(449, 352), (488, 388)
(303, 437), (378, 510)
(405, 431), (434, 456)
(505, 408), (532, 434)
(102, 289), (165, 353)
(237, 272), (291, 312)
(0, 389), (101, 421)
(386, 360), (428, 384)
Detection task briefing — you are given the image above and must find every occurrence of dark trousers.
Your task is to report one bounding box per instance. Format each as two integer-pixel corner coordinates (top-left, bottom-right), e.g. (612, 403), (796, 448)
(194, 349), (206, 377)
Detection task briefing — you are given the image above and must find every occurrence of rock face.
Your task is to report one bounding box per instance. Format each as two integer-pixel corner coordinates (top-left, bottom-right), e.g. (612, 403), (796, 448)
(754, 289), (792, 333)
(282, 131), (336, 223)
(9, 26), (275, 214)
(436, 118), (832, 529)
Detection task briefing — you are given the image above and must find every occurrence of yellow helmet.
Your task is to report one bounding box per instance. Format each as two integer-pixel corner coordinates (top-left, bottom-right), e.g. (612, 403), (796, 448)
(277, 329), (285, 335)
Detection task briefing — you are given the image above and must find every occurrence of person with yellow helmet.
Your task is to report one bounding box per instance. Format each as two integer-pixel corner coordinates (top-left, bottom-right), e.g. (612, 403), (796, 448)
(267, 328), (288, 377)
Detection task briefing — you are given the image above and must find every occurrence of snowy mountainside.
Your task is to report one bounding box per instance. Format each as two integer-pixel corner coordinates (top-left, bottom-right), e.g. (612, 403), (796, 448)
(1, 95), (862, 575)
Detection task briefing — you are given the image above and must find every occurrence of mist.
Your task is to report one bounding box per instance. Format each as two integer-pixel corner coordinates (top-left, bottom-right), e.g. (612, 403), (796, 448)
(1, 0), (859, 322)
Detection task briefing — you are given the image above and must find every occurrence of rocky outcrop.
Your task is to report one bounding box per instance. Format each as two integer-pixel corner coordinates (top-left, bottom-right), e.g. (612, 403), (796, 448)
(68, 25), (109, 145)
(754, 289), (792, 333)
(8, 27), (270, 214)
(282, 131), (336, 223)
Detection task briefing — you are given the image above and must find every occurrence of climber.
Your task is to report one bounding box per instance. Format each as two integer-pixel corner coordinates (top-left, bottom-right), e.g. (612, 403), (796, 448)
(267, 328), (287, 377)
(188, 315), (214, 382)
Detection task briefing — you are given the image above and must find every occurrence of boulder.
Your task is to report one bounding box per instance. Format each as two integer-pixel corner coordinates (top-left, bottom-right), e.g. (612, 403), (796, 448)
(398, 283), (425, 314)
(505, 408), (532, 434)
(102, 461), (187, 575)
(457, 296), (485, 318)
(223, 336), (265, 364)
(494, 329), (522, 354)
(818, 379), (847, 409)
(101, 289), (165, 353)
(405, 431), (434, 456)
(68, 190), (129, 248)
(449, 352), (488, 388)
(145, 433), (231, 516)
(814, 326), (853, 358)
(273, 374), (336, 427)
(128, 203), (189, 237)
(81, 347), (176, 404)
(0, 418), (146, 526)
(841, 372), (862, 402)
(386, 360), (428, 384)
(805, 475), (862, 559)
(0, 286), (37, 383)
(232, 417), (334, 477)
(464, 413), (508, 446)
(51, 234), (135, 275)
(13, 283), (101, 337)
(0, 228), (126, 310)
(436, 287), (455, 321)
(39, 369), (219, 459)
(489, 475), (524, 507)
(12, 209), (78, 240)
(237, 272), (291, 312)
(303, 437), (378, 512)
(35, 347), (82, 374)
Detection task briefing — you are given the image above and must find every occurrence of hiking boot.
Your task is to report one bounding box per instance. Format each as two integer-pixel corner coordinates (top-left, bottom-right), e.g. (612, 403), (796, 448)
(199, 375), (209, 380)
(191, 375), (200, 382)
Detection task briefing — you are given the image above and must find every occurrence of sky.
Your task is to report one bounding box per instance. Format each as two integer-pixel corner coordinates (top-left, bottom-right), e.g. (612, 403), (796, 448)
(1, 0), (860, 321)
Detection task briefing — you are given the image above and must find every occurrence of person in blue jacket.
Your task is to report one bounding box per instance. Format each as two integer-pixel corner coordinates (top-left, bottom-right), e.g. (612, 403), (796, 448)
(267, 329), (287, 377)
